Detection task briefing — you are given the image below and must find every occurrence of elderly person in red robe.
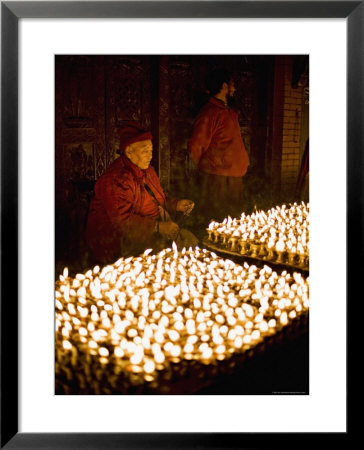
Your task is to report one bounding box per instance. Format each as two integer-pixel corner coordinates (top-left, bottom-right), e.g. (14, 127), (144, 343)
(86, 122), (197, 264)
(188, 69), (250, 224)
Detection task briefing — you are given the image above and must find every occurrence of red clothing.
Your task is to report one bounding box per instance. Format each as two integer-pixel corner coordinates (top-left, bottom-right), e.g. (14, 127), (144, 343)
(86, 154), (177, 263)
(188, 97), (249, 177)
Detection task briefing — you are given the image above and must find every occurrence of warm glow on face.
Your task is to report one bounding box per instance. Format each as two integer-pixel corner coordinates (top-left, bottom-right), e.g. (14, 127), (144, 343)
(125, 140), (153, 170)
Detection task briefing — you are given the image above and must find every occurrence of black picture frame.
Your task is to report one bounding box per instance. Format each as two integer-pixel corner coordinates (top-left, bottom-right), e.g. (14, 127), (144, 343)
(1, 1), (357, 448)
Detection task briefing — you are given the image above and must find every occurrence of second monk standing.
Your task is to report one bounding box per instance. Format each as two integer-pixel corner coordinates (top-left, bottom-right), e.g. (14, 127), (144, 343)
(188, 69), (250, 224)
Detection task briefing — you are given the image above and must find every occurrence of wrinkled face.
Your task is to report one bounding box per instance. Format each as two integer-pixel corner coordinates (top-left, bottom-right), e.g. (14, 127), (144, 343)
(125, 140), (153, 170)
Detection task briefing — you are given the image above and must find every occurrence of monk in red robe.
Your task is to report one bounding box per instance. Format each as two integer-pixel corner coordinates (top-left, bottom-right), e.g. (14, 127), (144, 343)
(86, 122), (196, 264)
(189, 69), (250, 223)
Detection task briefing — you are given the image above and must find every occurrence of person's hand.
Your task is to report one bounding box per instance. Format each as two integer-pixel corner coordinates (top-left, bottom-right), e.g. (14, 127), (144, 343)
(176, 199), (195, 215)
(158, 221), (180, 241)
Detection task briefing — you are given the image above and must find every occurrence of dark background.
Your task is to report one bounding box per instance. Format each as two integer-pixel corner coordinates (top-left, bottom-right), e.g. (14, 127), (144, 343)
(55, 55), (309, 275)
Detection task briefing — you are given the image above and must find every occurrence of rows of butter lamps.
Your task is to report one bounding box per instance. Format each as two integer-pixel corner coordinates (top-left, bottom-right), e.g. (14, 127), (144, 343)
(206, 202), (309, 269)
(55, 244), (309, 393)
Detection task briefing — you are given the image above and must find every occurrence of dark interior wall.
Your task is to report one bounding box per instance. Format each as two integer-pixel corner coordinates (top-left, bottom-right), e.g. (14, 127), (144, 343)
(55, 55), (106, 268)
(55, 55), (307, 272)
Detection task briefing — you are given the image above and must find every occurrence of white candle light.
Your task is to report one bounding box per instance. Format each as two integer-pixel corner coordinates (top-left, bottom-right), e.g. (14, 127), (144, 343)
(56, 244), (309, 393)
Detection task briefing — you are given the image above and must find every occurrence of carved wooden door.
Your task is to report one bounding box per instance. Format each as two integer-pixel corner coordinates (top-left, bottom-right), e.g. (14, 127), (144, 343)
(104, 56), (154, 167)
(55, 55), (106, 269)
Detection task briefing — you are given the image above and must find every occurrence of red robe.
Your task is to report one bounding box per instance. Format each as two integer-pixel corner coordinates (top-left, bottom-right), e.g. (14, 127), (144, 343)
(188, 97), (250, 177)
(85, 154), (177, 263)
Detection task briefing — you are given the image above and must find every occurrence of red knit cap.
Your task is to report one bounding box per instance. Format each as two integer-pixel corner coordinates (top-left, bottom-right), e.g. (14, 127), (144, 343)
(118, 122), (153, 152)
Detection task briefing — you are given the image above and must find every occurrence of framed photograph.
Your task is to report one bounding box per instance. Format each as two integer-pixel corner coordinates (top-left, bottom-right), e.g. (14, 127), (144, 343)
(1, 1), (357, 448)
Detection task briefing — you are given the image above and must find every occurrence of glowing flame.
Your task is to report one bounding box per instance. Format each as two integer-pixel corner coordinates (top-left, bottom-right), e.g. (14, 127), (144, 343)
(55, 244), (309, 390)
